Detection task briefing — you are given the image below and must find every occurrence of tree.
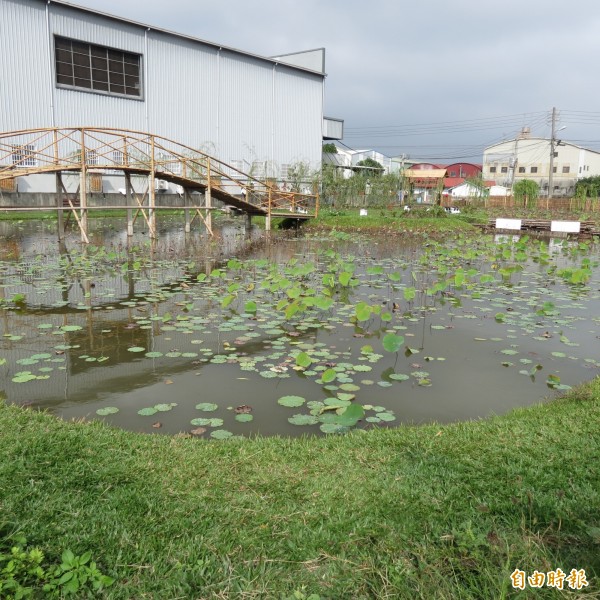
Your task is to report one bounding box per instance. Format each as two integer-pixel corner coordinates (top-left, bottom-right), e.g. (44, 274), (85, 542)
(354, 158), (384, 176)
(322, 143), (338, 154)
(513, 179), (539, 207)
(575, 175), (600, 199)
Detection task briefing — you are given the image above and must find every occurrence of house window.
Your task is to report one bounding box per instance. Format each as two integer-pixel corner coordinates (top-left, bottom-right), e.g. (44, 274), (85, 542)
(489, 166), (497, 173)
(518, 167), (525, 173)
(55, 36), (142, 98)
(501, 166), (508, 173)
(12, 144), (36, 167)
(112, 150), (124, 166)
(86, 149), (98, 166)
(530, 166), (538, 173)
(552, 166), (557, 173)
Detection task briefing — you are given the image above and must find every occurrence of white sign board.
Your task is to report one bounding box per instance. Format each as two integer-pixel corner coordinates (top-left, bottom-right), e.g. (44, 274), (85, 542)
(359, 209), (368, 216)
(495, 218), (522, 230)
(550, 221), (580, 233)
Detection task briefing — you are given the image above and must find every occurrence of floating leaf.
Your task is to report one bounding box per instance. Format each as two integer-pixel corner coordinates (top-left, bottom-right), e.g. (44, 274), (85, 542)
(389, 373), (409, 381)
(96, 407), (119, 416)
(288, 414), (319, 426)
(235, 413), (253, 423)
(128, 347), (145, 353)
(195, 403), (218, 411)
(277, 395), (306, 408)
(210, 429), (233, 439)
(138, 407), (158, 416)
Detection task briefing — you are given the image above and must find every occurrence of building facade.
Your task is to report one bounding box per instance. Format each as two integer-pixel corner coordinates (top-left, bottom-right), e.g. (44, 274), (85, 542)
(483, 133), (600, 197)
(1, 0), (335, 193)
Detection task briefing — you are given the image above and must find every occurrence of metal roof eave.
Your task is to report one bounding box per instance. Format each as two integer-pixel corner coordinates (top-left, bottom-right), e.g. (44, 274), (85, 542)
(44, 0), (326, 78)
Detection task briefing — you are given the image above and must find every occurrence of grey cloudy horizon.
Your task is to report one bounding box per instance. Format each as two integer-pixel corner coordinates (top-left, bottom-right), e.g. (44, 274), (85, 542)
(67, 0), (600, 162)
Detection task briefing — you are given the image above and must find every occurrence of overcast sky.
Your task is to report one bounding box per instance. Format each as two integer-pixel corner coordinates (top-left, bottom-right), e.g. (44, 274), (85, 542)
(69, 0), (600, 162)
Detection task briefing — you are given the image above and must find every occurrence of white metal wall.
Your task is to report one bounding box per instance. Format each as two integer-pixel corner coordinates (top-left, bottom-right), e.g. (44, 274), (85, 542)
(0, 0), (325, 181)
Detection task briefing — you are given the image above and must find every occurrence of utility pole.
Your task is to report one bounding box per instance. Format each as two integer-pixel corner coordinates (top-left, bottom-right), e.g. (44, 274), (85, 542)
(548, 107), (556, 199)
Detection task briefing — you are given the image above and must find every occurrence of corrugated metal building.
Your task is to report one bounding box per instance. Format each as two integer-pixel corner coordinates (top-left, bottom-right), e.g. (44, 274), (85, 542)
(1, 0), (338, 190)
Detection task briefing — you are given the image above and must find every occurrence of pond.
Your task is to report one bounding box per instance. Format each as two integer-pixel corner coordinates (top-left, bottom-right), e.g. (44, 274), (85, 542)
(1, 217), (599, 438)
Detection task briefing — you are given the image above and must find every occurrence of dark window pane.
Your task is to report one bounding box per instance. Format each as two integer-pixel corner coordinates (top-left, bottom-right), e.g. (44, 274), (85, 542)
(73, 51), (90, 67)
(123, 52), (138, 64)
(91, 55), (108, 69)
(74, 77), (92, 89)
(110, 72), (125, 87)
(90, 46), (106, 58)
(124, 62), (138, 76)
(55, 48), (72, 63)
(92, 68), (108, 83)
(55, 37), (71, 51)
(107, 49), (122, 62)
(73, 65), (91, 79)
(56, 61), (73, 76)
(111, 84), (125, 95)
(124, 74), (139, 89)
(71, 41), (89, 55)
(57, 73), (74, 86)
(109, 59), (124, 74)
(125, 86), (140, 97)
(93, 80), (109, 91)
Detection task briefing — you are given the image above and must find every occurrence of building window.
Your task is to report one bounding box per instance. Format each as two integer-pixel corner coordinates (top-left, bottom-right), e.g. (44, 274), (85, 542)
(552, 166), (557, 173)
(500, 166), (508, 173)
(530, 166), (538, 173)
(55, 36), (142, 98)
(86, 149), (98, 166)
(489, 166), (497, 173)
(12, 144), (36, 167)
(518, 166), (525, 173)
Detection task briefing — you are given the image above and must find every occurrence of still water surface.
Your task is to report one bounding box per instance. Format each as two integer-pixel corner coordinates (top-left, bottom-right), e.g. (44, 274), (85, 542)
(1, 217), (599, 437)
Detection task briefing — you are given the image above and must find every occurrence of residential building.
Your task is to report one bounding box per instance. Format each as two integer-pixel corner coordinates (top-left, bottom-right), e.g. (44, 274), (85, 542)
(483, 129), (600, 197)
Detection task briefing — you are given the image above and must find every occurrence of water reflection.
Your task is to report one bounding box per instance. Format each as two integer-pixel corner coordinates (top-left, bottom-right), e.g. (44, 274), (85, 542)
(1, 220), (599, 437)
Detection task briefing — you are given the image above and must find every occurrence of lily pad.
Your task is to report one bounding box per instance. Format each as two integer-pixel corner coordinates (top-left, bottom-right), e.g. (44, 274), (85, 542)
(96, 407), (119, 416)
(195, 403), (218, 412)
(277, 395), (306, 408)
(288, 414), (319, 426)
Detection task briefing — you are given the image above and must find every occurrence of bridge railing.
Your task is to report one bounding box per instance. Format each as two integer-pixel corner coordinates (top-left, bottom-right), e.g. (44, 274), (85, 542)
(0, 128), (318, 216)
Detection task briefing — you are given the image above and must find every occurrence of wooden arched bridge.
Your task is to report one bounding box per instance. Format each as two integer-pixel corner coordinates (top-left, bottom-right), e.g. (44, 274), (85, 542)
(0, 127), (318, 242)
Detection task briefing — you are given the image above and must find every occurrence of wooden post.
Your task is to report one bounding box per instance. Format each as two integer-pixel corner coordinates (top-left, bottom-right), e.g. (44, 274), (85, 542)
(245, 212), (252, 232)
(205, 158), (212, 234)
(184, 188), (191, 233)
(265, 185), (272, 231)
(56, 172), (64, 240)
(125, 172), (133, 236)
(148, 135), (157, 238)
(79, 129), (88, 243)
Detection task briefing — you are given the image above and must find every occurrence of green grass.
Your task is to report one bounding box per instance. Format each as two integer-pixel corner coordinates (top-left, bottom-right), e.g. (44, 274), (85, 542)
(306, 208), (482, 235)
(1, 378), (599, 598)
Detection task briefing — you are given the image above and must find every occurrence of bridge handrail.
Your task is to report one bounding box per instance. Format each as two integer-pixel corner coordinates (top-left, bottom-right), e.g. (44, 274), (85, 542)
(0, 127), (318, 216)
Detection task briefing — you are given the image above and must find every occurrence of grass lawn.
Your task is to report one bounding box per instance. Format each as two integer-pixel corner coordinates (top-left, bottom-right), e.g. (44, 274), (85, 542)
(1, 378), (599, 598)
(305, 208), (482, 235)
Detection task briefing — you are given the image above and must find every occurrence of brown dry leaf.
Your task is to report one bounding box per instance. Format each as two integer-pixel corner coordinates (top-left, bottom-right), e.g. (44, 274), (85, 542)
(190, 427), (207, 436)
(234, 405), (252, 414)
(164, 379), (174, 385)
(152, 422), (162, 429)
